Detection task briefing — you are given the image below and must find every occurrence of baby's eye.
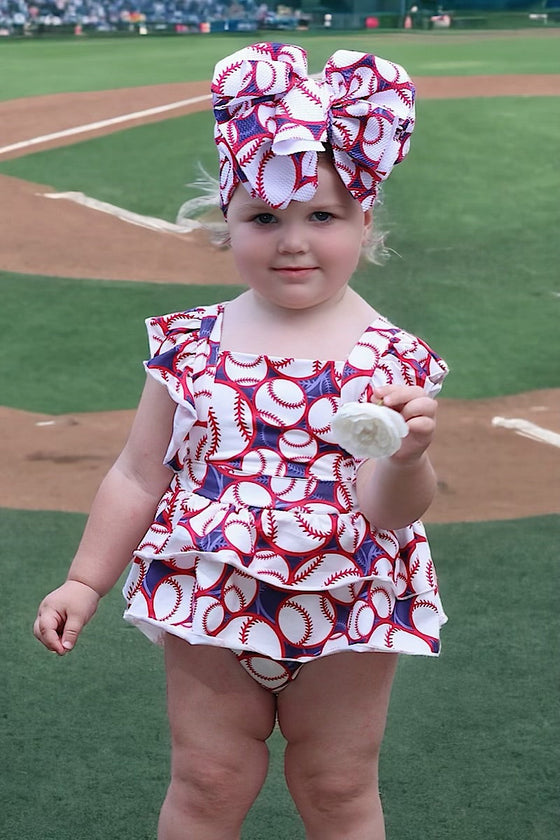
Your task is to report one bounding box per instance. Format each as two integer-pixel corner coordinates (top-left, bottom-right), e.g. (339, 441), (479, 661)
(311, 211), (333, 223)
(253, 213), (276, 225)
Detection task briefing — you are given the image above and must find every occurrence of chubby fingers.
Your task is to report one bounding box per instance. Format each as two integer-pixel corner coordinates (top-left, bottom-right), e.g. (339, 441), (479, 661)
(34, 602), (90, 655)
(373, 385), (438, 458)
(33, 606), (67, 655)
(374, 384), (435, 414)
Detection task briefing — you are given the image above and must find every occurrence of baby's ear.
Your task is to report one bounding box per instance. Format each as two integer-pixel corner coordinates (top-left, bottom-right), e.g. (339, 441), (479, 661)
(361, 209), (373, 244)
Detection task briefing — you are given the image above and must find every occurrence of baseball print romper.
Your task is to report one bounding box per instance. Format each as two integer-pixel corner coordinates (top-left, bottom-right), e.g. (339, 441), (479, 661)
(123, 304), (449, 692)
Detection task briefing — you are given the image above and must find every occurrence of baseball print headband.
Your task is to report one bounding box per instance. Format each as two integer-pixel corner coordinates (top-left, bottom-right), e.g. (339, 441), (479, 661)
(212, 42), (415, 215)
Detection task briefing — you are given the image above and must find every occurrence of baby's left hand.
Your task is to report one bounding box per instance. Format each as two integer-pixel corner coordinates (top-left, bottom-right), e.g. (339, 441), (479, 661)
(373, 385), (438, 464)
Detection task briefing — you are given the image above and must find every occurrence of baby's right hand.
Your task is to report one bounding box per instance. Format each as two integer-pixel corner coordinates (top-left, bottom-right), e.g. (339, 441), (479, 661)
(33, 580), (100, 655)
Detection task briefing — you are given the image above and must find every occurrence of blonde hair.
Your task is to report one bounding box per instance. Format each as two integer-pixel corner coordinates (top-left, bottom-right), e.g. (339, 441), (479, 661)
(176, 166), (390, 265)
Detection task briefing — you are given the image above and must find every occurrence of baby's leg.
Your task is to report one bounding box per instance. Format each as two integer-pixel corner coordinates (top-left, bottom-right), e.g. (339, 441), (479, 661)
(277, 651), (398, 840)
(158, 635), (277, 840)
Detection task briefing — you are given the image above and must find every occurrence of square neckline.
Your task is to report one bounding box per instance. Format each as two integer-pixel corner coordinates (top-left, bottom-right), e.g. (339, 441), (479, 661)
(212, 302), (390, 367)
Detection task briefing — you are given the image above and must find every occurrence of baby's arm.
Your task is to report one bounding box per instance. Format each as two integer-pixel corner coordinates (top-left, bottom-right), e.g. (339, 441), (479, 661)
(355, 384), (438, 529)
(33, 376), (176, 655)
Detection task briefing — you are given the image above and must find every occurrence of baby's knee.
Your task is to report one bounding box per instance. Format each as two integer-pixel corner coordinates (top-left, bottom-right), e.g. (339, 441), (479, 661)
(287, 750), (380, 819)
(169, 751), (243, 815)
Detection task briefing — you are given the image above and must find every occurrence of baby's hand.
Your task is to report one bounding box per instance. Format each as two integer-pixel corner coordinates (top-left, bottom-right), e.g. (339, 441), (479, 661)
(33, 580), (100, 656)
(373, 385), (437, 464)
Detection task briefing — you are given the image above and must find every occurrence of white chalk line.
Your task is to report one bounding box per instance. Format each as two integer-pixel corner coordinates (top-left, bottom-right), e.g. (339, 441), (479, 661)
(43, 191), (201, 234)
(0, 93), (211, 157)
(492, 416), (560, 448)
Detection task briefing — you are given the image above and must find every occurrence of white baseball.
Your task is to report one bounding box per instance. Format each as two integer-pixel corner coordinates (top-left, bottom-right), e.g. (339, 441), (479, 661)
(220, 616), (283, 658)
(368, 624), (432, 654)
(183, 492), (211, 514)
(224, 352), (268, 387)
(224, 119), (240, 145)
(330, 582), (362, 605)
(269, 475), (318, 504)
(165, 551), (197, 572)
(269, 358), (318, 378)
(210, 382), (254, 453)
(394, 561), (409, 598)
(321, 631), (349, 655)
(278, 429), (318, 462)
(241, 656), (294, 691)
(223, 571), (258, 614)
(335, 480), (356, 513)
(277, 594), (335, 647)
(309, 452), (354, 484)
(186, 426), (209, 463)
(221, 480), (272, 510)
(261, 508), (331, 553)
(392, 333), (419, 358)
(152, 575), (193, 624)
(372, 361), (396, 387)
(336, 514), (366, 553)
(374, 530), (400, 556)
(347, 339), (380, 371)
(183, 455), (209, 487)
(194, 595), (225, 635)
(255, 379), (306, 427)
(195, 556), (225, 590)
(411, 598), (440, 634)
(349, 601), (375, 641)
(223, 513), (255, 554)
(292, 552), (358, 590)
(370, 553), (393, 580)
(307, 394), (339, 438)
(370, 586), (394, 619)
(123, 559), (148, 603)
(188, 504), (227, 538)
(241, 447), (286, 477)
(249, 549), (290, 586)
(247, 151), (298, 209)
(138, 525), (175, 555)
(193, 374), (213, 416)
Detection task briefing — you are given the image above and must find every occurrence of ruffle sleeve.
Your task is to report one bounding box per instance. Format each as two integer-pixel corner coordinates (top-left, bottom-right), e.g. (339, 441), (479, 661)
(144, 307), (211, 470)
(371, 326), (448, 398)
(144, 308), (208, 409)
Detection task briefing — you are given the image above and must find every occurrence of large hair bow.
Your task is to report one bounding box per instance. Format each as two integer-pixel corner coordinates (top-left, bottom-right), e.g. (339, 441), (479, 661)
(212, 42), (415, 214)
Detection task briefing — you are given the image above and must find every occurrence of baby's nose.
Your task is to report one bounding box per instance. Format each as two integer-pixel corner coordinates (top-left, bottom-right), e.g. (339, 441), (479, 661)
(277, 224), (308, 253)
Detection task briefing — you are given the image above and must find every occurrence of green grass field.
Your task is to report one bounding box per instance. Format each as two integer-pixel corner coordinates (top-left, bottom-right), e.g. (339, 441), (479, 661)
(1, 29), (559, 840)
(1, 29), (559, 100)
(3, 511), (558, 839)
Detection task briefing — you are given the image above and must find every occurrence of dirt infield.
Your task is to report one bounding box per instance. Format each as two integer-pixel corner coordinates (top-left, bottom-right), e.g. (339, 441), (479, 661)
(1, 75), (559, 522)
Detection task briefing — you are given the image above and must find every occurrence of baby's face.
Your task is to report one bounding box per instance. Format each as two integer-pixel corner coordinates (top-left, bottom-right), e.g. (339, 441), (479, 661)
(226, 159), (371, 312)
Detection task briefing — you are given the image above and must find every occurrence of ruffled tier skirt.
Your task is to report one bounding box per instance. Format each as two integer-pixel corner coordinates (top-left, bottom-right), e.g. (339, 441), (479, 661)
(122, 475), (447, 664)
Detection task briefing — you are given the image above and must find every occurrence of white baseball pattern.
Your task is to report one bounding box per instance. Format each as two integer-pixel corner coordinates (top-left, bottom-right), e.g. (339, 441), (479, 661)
(123, 303), (449, 684)
(278, 429), (319, 463)
(237, 654), (301, 692)
(278, 595), (336, 647)
(254, 379), (306, 427)
(212, 43), (416, 213)
(224, 353), (268, 387)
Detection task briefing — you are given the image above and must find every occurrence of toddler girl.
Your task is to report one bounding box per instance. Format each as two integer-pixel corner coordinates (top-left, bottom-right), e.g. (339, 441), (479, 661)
(34, 42), (448, 840)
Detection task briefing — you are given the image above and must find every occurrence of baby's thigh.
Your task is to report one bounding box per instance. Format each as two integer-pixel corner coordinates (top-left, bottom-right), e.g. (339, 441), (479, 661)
(162, 635), (278, 822)
(277, 651), (398, 762)
(164, 635), (276, 756)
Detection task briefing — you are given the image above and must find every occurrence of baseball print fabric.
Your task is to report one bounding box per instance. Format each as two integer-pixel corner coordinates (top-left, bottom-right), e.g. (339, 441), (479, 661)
(212, 42), (415, 214)
(122, 304), (448, 689)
